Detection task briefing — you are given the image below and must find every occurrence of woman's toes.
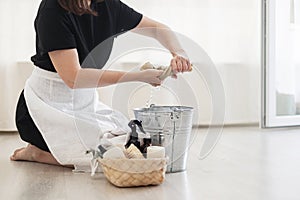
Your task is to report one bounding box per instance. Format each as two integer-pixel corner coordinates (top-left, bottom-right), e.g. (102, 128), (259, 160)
(10, 147), (26, 161)
(10, 155), (16, 161)
(9, 146), (35, 162)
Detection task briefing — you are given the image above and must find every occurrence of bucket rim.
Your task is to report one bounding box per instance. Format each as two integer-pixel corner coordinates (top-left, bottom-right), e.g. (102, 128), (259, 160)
(133, 105), (194, 113)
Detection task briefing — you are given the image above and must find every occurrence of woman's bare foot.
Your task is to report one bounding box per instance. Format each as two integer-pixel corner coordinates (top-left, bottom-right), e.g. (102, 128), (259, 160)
(10, 144), (61, 166)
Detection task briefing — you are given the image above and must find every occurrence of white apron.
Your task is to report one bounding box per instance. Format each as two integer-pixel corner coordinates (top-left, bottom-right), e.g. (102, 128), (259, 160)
(24, 67), (130, 171)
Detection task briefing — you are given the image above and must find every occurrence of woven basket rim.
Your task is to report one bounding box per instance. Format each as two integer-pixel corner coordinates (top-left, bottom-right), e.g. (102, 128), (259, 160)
(98, 157), (167, 173)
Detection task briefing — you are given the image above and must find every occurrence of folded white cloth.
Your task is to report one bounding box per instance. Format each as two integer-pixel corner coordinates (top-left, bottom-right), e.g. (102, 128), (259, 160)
(24, 67), (130, 171)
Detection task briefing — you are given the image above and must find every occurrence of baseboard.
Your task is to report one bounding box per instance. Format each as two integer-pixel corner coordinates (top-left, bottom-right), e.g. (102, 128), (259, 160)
(193, 122), (259, 129)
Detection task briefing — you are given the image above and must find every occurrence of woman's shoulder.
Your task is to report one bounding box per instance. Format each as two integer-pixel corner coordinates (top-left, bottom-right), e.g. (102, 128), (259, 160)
(103, 0), (121, 7)
(38, 0), (68, 14)
(35, 0), (71, 28)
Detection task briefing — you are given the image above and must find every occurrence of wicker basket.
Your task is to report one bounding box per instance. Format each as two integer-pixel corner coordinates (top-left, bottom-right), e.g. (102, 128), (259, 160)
(98, 158), (167, 187)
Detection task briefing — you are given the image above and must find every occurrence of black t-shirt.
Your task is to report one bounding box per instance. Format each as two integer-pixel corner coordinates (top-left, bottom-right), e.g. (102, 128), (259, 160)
(31, 0), (143, 72)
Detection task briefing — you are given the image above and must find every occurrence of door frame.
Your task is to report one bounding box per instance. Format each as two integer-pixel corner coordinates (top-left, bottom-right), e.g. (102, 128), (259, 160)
(262, 0), (300, 128)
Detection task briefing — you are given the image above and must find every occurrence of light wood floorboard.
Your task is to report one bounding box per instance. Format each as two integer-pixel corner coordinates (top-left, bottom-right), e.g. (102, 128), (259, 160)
(1, 126), (300, 200)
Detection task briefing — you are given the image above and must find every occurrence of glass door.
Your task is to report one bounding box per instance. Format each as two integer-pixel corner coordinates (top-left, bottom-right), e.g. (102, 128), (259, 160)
(262, 0), (300, 127)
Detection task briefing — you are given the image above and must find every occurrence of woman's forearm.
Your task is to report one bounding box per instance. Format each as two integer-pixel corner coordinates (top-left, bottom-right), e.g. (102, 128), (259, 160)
(153, 24), (185, 57)
(72, 68), (141, 88)
(134, 18), (185, 57)
(134, 16), (192, 73)
(50, 49), (162, 89)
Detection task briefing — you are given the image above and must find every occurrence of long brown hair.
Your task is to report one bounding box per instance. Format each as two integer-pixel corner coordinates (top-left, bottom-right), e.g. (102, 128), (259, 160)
(58, 0), (98, 16)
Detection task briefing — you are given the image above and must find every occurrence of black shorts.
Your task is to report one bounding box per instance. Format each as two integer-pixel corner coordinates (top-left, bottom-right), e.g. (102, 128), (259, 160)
(15, 90), (50, 152)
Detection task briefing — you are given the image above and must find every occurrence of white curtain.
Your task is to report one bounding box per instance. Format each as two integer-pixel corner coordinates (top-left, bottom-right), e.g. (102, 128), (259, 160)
(0, 1), (39, 131)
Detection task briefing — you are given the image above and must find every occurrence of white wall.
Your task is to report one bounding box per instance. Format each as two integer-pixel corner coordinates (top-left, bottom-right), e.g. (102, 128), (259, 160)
(118, 0), (261, 124)
(0, 0), (261, 131)
(0, 1), (38, 131)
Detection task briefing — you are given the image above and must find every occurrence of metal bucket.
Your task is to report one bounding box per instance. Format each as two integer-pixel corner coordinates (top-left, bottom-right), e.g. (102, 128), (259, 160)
(133, 105), (193, 173)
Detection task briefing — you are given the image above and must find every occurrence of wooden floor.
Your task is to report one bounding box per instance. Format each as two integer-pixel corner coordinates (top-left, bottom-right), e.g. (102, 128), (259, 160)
(1, 126), (300, 200)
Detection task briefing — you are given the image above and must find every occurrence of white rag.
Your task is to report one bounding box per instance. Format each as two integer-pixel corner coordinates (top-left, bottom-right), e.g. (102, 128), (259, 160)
(140, 62), (193, 80)
(140, 62), (174, 81)
(24, 67), (130, 171)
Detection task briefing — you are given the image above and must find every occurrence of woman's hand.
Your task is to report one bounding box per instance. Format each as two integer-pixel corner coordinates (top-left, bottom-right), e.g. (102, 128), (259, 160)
(137, 69), (163, 87)
(170, 54), (192, 79)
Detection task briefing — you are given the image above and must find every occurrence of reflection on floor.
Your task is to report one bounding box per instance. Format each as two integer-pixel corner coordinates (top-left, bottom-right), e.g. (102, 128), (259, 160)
(1, 126), (300, 200)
